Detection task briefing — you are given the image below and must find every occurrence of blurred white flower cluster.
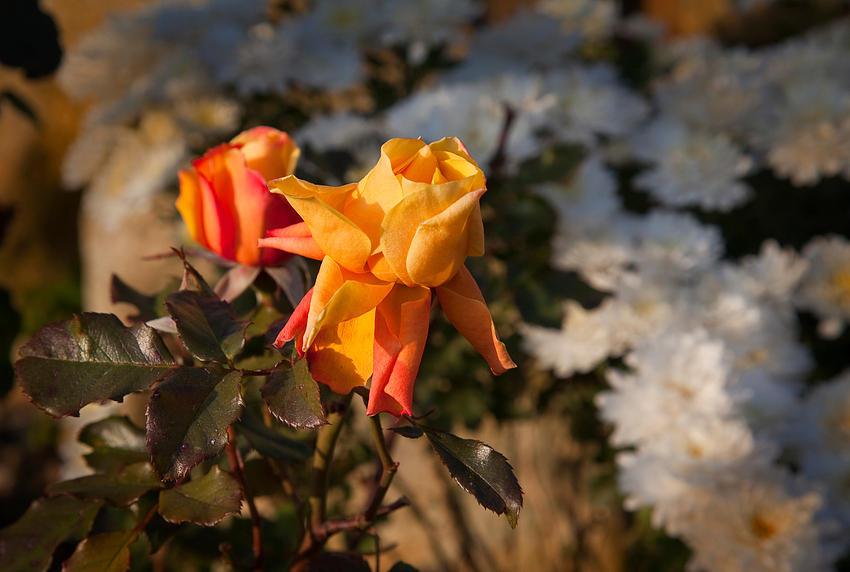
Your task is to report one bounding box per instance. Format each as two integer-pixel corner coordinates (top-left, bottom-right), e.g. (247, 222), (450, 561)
(57, 0), (850, 569)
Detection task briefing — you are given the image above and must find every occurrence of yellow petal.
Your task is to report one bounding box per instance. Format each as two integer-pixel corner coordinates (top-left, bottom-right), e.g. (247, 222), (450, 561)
(344, 149), (405, 249)
(309, 309), (375, 394)
(305, 257), (393, 350)
(407, 189), (485, 287)
(270, 175), (371, 272)
(380, 177), (474, 286)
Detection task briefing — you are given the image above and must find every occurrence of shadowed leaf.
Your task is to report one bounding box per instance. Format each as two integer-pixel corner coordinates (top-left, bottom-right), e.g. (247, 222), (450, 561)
(0, 495), (101, 572)
(388, 563), (420, 572)
(417, 424), (523, 528)
(302, 552), (371, 572)
(110, 275), (158, 323)
(146, 365), (243, 481)
(15, 313), (176, 417)
(166, 291), (249, 363)
(236, 409), (312, 461)
(389, 426), (424, 439)
(158, 466), (242, 526)
(46, 463), (162, 507)
(61, 529), (137, 572)
(261, 360), (326, 429)
(79, 416), (147, 451)
(79, 417), (150, 472)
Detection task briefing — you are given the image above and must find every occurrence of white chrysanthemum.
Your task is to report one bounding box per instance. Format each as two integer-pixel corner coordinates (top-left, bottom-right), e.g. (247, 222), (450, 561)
(386, 73), (548, 169)
(540, 64), (649, 146)
(533, 153), (621, 232)
(737, 240), (809, 302)
(617, 418), (756, 531)
(367, 0), (482, 64)
(597, 329), (734, 448)
(625, 210), (725, 275)
(631, 117), (753, 211)
(57, 5), (162, 102)
(446, 9), (579, 80)
(537, 0), (618, 42)
(692, 269), (812, 381)
(61, 123), (123, 190)
(788, 371), (850, 459)
(295, 112), (388, 182)
(519, 298), (621, 378)
(683, 476), (823, 572)
(654, 40), (767, 137)
(548, 219), (634, 291)
(796, 235), (850, 338)
(82, 111), (186, 231)
(173, 96), (241, 136)
(767, 119), (850, 187)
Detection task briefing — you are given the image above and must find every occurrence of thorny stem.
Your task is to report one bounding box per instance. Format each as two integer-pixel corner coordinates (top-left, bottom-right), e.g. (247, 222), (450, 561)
(364, 414), (398, 522)
(347, 413), (401, 551)
(292, 393), (353, 565)
(226, 425), (265, 572)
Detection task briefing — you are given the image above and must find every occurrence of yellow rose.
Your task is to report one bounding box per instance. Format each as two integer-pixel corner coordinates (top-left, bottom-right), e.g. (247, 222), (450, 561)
(261, 137), (515, 416)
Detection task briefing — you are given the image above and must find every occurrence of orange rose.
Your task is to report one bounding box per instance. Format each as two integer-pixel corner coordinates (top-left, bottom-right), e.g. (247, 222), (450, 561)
(261, 138), (515, 417)
(176, 126), (302, 267)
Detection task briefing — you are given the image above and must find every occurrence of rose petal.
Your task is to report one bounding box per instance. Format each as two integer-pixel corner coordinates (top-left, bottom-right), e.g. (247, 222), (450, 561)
(308, 309), (375, 395)
(435, 265), (516, 375)
(380, 177), (474, 286)
(367, 285), (431, 417)
(232, 126), (300, 182)
(305, 257), (393, 350)
(259, 222), (325, 260)
(176, 169), (209, 249)
(270, 175), (371, 272)
(407, 189), (486, 287)
(275, 287), (314, 357)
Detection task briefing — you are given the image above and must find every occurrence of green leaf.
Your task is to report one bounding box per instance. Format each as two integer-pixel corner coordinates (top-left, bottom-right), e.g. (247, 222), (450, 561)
(261, 360), (327, 429)
(46, 463), (162, 507)
(84, 448), (151, 474)
(61, 529), (137, 572)
(166, 290), (250, 363)
(79, 416), (150, 472)
(176, 255), (216, 297)
(417, 424), (523, 528)
(15, 313), (176, 417)
(158, 466), (243, 526)
(388, 563), (420, 572)
(236, 409), (312, 461)
(0, 495), (101, 572)
(146, 365), (243, 481)
(389, 426), (424, 439)
(79, 416), (147, 450)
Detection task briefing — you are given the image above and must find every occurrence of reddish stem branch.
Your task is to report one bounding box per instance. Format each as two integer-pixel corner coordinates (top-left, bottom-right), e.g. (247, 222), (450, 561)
(226, 425), (265, 572)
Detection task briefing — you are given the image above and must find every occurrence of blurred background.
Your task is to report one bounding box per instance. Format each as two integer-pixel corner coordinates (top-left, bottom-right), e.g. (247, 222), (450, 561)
(4, 0), (850, 571)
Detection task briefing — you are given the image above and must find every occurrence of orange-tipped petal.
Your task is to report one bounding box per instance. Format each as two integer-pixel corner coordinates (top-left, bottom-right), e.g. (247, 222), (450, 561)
(367, 285), (431, 417)
(308, 309), (375, 395)
(232, 126), (300, 182)
(259, 222), (325, 260)
(176, 169), (209, 249)
(406, 188), (485, 287)
(270, 176), (371, 272)
(275, 288), (314, 357)
(436, 265), (516, 375)
(223, 148), (276, 266)
(305, 257), (393, 350)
